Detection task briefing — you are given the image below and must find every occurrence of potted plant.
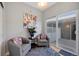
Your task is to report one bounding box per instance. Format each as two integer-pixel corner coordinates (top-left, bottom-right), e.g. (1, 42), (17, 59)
(27, 27), (36, 40)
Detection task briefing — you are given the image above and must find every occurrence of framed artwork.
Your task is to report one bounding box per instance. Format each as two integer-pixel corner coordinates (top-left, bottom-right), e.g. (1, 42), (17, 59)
(23, 12), (37, 28)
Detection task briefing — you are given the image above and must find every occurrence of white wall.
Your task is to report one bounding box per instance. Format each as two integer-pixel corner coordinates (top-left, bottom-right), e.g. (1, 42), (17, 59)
(0, 5), (3, 56)
(4, 2), (42, 39)
(44, 2), (79, 19)
(4, 2), (42, 55)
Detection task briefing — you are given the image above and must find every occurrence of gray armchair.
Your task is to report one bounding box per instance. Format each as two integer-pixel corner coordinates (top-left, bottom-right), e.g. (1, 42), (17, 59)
(8, 37), (31, 56)
(35, 33), (49, 47)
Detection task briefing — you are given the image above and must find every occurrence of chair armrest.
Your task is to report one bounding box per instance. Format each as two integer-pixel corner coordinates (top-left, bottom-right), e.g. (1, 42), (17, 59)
(8, 42), (21, 56)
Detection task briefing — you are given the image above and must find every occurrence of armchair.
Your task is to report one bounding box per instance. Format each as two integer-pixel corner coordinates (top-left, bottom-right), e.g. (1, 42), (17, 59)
(35, 33), (49, 47)
(8, 37), (31, 56)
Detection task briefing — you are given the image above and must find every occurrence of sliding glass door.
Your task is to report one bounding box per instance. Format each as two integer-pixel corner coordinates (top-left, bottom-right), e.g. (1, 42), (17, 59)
(58, 11), (77, 54)
(45, 10), (78, 55)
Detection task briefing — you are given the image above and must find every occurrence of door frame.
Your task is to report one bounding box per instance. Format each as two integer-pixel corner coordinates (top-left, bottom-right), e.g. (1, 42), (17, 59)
(45, 17), (58, 47)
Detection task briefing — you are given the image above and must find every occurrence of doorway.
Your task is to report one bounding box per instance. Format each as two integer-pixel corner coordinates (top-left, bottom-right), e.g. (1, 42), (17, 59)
(46, 18), (56, 46)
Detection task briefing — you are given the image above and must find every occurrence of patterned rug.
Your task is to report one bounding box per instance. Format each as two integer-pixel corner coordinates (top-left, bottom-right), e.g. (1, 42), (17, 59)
(26, 47), (60, 56)
(59, 49), (76, 56)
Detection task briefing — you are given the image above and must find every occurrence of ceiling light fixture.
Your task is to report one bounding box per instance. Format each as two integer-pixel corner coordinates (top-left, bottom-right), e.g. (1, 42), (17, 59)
(38, 2), (48, 8)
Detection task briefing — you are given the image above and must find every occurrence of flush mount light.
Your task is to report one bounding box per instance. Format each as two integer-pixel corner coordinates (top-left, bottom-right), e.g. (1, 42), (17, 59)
(38, 2), (48, 8)
(66, 24), (70, 28)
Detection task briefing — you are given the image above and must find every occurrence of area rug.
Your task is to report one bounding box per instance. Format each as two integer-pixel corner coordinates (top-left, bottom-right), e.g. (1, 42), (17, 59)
(26, 47), (60, 56)
(59, 49), (76, 56)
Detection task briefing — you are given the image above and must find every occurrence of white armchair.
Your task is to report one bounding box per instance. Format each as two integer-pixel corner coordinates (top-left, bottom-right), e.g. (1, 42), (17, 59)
(35, 33), (49, 47)
(8, 37), (31, 56)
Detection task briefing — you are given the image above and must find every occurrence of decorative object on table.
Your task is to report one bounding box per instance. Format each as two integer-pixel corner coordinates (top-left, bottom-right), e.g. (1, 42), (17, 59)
(27, 27), (36, 40)
(23, 9), (37, 29)
(23, 9), (37, 40)
(28, 27), (36, 36)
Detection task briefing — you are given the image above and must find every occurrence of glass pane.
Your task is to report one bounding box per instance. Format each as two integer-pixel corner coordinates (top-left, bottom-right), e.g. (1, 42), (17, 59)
(58, 11), (76, 54)
(46, 18), (56, 46)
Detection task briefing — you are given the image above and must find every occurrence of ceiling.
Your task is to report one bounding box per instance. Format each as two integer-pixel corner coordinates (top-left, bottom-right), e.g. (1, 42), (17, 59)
(25, 2), (56, 11)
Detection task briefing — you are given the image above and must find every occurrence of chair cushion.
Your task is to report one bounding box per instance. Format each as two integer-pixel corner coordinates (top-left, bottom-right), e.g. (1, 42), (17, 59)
(38, 39), (47, 42)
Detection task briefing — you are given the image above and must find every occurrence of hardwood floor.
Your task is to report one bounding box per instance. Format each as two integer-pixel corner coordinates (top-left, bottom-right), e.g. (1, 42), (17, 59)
(50, 43), (63, 56)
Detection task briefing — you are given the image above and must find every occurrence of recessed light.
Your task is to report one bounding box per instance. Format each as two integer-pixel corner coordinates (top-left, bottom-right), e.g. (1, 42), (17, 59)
(38, 2), (48, 8)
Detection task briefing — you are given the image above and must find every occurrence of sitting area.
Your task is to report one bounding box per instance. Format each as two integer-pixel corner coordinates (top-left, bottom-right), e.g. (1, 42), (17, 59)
(8, 33), (49, 56)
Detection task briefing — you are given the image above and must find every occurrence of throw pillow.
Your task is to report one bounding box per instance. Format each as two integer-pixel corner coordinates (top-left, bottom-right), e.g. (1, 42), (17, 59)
(13, 37), (22, 45)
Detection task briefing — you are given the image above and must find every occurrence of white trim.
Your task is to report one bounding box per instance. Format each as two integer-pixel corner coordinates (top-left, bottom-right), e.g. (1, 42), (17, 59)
(46, 17), (56, 22)
(75, 10), (79, 55)
(46, 11), (76, 22)
(58, 10), (76, 20)
(58, 14), (76, 20)
(45, 20), (47, 34)
(56, 16), (59, 47)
